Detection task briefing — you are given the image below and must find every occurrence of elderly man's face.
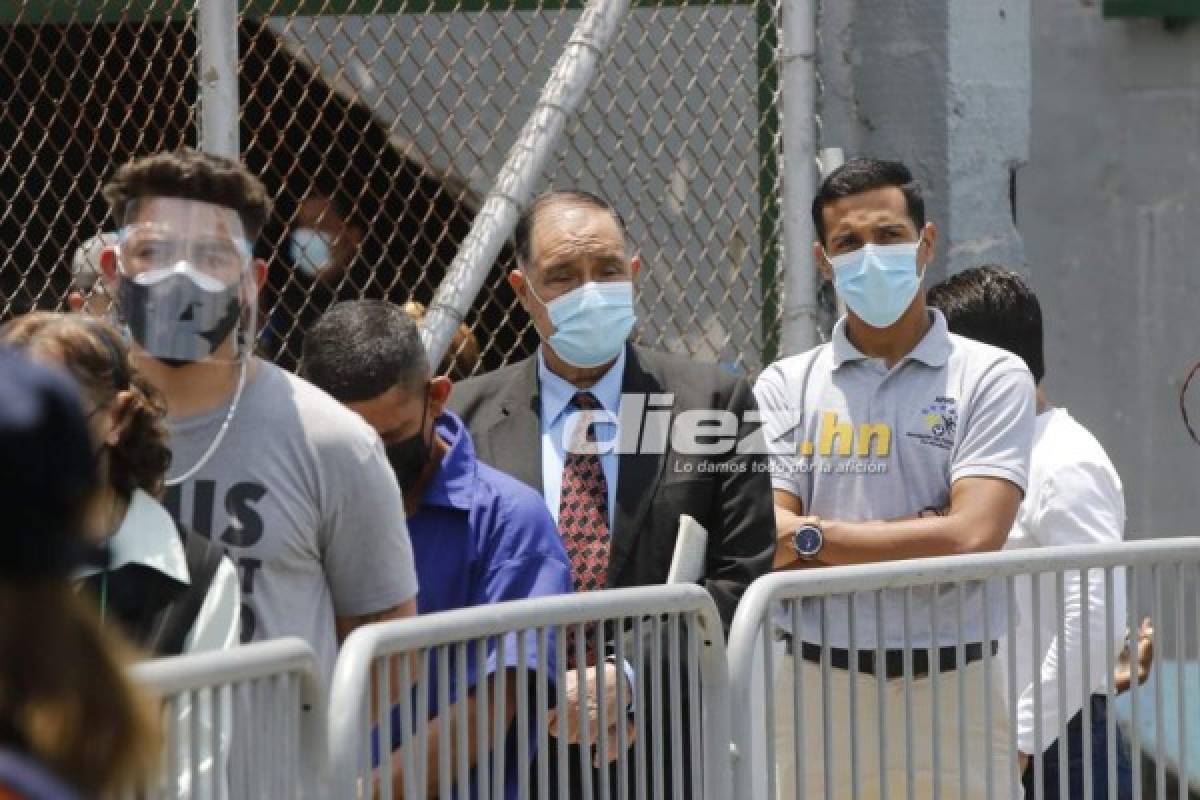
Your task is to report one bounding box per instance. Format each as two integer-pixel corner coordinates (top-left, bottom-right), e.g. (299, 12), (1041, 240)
(510, 202), (639, 341)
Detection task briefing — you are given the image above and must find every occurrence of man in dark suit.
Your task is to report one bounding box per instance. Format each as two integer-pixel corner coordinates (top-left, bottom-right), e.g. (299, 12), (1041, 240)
(450, 189), (775, 797)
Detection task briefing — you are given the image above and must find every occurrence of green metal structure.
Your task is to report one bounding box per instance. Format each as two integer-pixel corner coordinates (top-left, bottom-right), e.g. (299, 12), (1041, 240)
(1103, 0), (1200, 18)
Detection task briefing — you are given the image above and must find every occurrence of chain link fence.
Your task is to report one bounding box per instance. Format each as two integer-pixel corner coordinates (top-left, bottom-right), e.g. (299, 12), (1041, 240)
(2, 0), (792, 376)
(0, 2), (198, 319)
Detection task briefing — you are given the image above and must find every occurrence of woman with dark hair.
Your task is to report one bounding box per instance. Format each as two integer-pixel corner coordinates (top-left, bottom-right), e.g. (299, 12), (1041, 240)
(0, 348), (161, 799)
(3, 313), (239, 797)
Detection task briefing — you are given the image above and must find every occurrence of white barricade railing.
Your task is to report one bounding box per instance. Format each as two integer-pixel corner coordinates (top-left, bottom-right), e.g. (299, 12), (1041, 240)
(727, 539), (1200, 800)
(131, 637), (327, 800)
(328, 584), (732, 800)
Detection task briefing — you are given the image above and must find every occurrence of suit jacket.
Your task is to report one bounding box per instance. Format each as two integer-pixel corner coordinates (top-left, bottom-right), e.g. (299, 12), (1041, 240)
(449, 344), (776, 629)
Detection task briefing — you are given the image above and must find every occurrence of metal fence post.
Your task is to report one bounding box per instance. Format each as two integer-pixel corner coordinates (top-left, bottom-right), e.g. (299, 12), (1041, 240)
(419, 0), (631, 369)
(133, 637), (328, 798)
(778, 0), (818, 357)
(197, 0), (240, 157)
(755, 0), (783, 366)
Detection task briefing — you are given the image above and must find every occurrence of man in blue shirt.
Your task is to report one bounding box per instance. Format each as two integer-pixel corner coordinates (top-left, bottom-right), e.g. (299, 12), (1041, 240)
(300, 299), (573, 799)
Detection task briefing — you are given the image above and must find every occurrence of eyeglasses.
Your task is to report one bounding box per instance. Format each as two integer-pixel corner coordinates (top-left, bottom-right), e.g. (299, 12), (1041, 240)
(118, 226), (252, 282)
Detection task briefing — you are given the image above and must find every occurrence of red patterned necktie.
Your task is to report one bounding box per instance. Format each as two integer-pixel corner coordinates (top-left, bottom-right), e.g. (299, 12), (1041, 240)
(558, 390), (610, 593)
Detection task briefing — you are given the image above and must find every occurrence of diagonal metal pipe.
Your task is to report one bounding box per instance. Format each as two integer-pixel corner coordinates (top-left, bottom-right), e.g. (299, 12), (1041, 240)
(419, 0), (631, 368)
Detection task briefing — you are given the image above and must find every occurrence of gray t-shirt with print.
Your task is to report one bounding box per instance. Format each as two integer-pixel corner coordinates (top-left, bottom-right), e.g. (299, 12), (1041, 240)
(162, 359), (418, 682)
(753, 310), (1035, 648)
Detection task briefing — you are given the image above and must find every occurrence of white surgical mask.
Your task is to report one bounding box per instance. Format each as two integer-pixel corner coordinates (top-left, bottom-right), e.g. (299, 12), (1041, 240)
(288, 228), (334, 278)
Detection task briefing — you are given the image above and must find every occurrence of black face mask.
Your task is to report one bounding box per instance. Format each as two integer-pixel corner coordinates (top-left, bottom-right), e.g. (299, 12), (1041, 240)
(118, 270), (240, 366)
(386, 434), (429, 493)
(385, 384), (431, 493)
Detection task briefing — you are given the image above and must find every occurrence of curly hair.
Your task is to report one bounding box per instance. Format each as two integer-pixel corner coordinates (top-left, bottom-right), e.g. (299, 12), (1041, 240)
(103, 148), (271, 240)
(2, 313), (172, 500)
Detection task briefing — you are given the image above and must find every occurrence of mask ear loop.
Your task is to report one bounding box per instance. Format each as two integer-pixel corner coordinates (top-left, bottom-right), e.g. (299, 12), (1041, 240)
(915, 232), (929, 282)
(418, 381), (432, 457)
(1180, 360), (1200, 447)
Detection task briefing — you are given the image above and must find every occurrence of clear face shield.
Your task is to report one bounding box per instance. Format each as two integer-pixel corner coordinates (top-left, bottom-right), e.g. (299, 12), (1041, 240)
(113, 197), (258, 367)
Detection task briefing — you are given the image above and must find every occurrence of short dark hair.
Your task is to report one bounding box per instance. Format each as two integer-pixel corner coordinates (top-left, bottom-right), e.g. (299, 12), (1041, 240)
(103, 149), (271, 241)
(513, 190), (629, 269)
(926, 265), (1045, 384)
(811, 158), (925, 246)
(299, 300), (430, 403)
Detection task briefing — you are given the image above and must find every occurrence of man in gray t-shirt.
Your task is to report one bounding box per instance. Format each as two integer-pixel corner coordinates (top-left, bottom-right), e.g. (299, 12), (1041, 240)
(161, 359), (418, 680)
(97, 150), (419, 690)
(753, 158), (1034, 798)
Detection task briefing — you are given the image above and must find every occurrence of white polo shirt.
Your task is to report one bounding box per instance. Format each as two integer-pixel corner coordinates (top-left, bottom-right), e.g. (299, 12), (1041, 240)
(754, 309), (1036, 648)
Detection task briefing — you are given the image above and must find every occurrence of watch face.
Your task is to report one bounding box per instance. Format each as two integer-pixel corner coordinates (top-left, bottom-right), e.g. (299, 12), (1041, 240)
(793, 525), (821, 557)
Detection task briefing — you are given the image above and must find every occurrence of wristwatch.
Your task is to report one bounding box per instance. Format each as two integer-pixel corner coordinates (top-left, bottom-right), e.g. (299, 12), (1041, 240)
(791, 520), (824, 560)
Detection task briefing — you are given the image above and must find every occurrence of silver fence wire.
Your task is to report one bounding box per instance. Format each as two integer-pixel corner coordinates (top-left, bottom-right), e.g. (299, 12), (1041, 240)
(0, 1), (199, 321)
(2, 0), (787, 375)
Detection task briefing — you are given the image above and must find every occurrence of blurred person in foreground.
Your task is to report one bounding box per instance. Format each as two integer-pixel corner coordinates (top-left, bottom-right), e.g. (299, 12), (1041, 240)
(4, 312), (240, 799)
(928, 266), (1138, 799)
(93, 149), (418, 688)
(0, 349), (160, 799)
(301, 299), (572, 799)
(754, 158), (1035, 798)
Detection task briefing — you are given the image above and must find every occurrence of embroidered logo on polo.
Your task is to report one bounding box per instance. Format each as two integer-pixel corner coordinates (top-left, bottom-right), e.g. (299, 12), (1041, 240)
(907, 397), (959, 450)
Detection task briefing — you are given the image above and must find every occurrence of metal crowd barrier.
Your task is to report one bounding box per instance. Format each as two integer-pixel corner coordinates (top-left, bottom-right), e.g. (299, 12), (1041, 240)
(130, 637), (327, 800)
(328, 584), (733, 800)
(124, 542), (1200, 799)
(727, 539), (1200, 800)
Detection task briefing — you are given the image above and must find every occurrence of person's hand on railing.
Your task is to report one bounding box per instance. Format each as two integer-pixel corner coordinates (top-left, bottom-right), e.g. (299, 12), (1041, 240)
(547, 661), (636, 765)
(1114, 617), (1154, 694)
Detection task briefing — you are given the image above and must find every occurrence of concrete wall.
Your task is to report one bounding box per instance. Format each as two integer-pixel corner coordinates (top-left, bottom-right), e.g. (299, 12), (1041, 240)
(816, 0), (1030, 285)
(1021, 3), (1200, 554)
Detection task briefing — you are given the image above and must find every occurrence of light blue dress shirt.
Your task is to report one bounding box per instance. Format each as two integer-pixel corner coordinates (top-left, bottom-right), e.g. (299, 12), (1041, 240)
(538, 346), (625, 532)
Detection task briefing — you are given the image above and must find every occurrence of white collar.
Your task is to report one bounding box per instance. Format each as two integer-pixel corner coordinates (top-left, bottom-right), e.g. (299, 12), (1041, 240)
(77, 489), (191, 585)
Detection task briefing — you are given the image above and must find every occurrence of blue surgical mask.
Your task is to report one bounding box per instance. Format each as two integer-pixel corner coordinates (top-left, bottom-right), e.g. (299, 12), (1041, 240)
(531, 281), (636, 368)
(827, 237), (925, 329)
(288, 228), (333, 278)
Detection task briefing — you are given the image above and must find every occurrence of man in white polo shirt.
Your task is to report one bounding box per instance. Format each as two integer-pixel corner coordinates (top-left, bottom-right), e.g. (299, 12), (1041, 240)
(754, 158), (1036, 798)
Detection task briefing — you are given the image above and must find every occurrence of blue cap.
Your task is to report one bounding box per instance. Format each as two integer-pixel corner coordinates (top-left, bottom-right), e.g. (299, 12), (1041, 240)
(0, 348), (100, 578)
